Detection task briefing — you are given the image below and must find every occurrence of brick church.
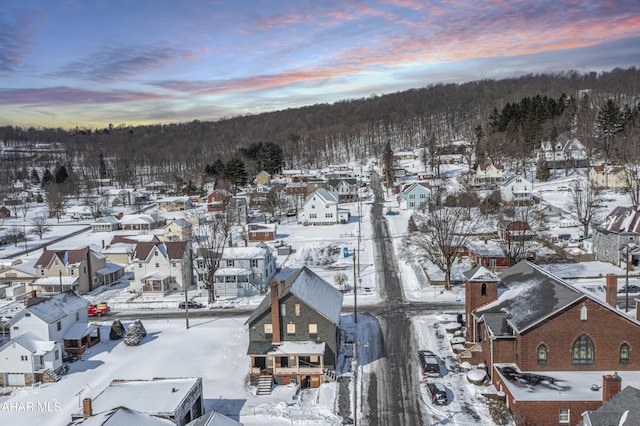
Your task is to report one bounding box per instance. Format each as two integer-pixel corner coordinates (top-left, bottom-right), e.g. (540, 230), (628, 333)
(462, 261), (640, 425)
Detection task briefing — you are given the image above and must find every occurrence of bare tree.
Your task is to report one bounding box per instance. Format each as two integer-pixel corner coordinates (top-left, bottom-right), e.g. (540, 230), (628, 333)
(496, 205), (540, 266)
(45, 183), (72, 222)
(30, 213), (51, 239)
(190, 212), (230, 304)
(405, 205), (479, 289)
(567, 180), (606, 238)
(6, 225), (25, 246)
(16, 197), (34, 219)
(263, 187), (287, 223)
(334, 272), (348, 291)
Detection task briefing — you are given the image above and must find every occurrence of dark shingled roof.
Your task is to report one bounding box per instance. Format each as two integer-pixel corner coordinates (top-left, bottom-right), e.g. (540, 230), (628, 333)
(581, 386), (640, 426)
(475, 261), (585, 335)
(247, 341), (279, 356)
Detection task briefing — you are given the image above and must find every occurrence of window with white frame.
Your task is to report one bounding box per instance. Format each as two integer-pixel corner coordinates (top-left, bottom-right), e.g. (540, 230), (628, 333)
(559, 409), (569, 423)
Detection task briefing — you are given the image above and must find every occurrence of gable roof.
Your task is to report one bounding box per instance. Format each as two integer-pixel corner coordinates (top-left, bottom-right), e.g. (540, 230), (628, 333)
(582, 386), (640, 426)
(36, 247), (90, 268)
(305, 188), (338, 205)
(600, 206), (640, 233)
(474, 261), (586, 335)
(24, 290), (89, 324)
(463, 266), (499, 282)
(247, 266), (343, 326)
(401, 182), (430, 195)
(131, 242), (188, 261)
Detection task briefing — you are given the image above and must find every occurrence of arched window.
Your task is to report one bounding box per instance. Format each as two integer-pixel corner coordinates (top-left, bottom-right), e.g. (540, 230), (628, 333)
(572, 334), (594, 364)
(481, 283), (487, 296)
(620, 343), (630, 364)
(537, 344), (547, 365)
(580, 305), (587, 321)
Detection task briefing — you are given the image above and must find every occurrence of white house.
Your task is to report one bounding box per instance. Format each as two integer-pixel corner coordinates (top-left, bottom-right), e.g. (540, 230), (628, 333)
(0, 291), (99, 386)
(206, 243), (277, 297)
(470, 161), (504, 187)
(297, 189), (349, 225)
(130, 241), (193, 295)
(537, 135), (588, 168)
(500, 176), (536, 203)
(91, 216), (121, 232)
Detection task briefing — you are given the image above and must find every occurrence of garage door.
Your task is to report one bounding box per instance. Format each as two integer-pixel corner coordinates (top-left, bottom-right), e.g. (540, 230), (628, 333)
(6, 373), (26, 386)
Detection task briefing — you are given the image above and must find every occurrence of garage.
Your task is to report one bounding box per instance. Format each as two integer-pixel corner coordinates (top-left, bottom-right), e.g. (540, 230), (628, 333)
(6, 373), (26, 386)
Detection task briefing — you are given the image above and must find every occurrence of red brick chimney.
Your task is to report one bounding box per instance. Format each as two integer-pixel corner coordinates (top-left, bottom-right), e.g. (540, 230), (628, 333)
(31, 289), (37, 298)
(83, 398), (93, 418)
(603, 373), (622, 402)
(605, 274), (618, 308)
(636, 299), (640, 321)
(269, 281), (280, 343)
(279, 280), (285, 293)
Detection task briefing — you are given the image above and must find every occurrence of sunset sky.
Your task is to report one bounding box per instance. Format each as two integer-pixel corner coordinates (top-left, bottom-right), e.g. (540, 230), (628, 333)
(2, 0), (640, 129)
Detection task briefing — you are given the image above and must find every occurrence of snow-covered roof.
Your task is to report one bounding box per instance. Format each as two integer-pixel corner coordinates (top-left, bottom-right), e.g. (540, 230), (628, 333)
(582, 385), (640, 426)
(267, 341), (325, 355)
(222, 244), (273, 260)
(69, 406), (175, 426)
(86, 378), (201, 417)
(96, 263), (125, 275)
(24, 290), (88, 324)
(187, 410), (242, 426)
(5, 259), (36, 275)
(31, 276), (79, 287)
(64, 323), (100, 340)
(495, 364), (640, 403)
(305, 188), (338, 205)
(142, 271), (169, 280)
(10, 332), (57, 355)
(463, 266), (499, 282)
(214, 268), (252, 276)
(247, 266), (343, 327)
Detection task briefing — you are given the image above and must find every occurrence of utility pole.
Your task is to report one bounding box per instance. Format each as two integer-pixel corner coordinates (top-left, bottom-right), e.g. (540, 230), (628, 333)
(626, 244), (630, 312)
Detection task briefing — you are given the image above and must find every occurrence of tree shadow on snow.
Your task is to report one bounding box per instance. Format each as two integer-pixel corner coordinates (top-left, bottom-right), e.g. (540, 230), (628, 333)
(205, 398), (246, 422)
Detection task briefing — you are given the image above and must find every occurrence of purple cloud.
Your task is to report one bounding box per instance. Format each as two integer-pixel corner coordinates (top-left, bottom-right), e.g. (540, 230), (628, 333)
(46, 45), (194, 82)
(0, 86), (170, 106)
(0, 12), (31, 75)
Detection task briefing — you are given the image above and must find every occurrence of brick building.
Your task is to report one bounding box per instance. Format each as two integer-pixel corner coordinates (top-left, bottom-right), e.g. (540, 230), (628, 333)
(463, 261), (640, 425)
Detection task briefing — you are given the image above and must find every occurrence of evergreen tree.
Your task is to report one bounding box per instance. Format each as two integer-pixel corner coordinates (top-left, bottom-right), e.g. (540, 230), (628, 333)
(224, 157), (247, 191)
(99, 152), (108, 178)
(383, 142), (395, 190)
(53, 165), (69, 184)
(597, 99), (624, 160)
(536, 160), (550, 181)
(42, 168), (53, 186)
(30, 169), (40, 184)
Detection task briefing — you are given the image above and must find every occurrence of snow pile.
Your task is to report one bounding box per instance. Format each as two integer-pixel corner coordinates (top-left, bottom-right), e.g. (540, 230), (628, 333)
(467, 369), (488, 385)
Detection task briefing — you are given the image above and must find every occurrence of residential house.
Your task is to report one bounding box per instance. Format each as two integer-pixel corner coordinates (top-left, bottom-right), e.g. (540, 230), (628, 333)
(156, 196), (192, 212)
(101, 234), (159, 266)
(247, 185), (271, 209)
(297, 189), (349, 225)
(91, 216), (121, 233)
(0, 259), (36, 300)
(207, 189), (232, 213)
(498, 220), (535, 242)
(247, 223), (277, 243)
(539, 202), (565, 224)
(470, 161), (504, 188)
(227, 196), (248, 226)
(210, 243), (277, 297)
(537, 135), (589, 169)
(500, 176), (535, 203)
(120, 214), (164, 231)
(589, 165), (633, 191)
(145, 181), (171, 194)
(594, 206), (640, 267)
(255, 171), (272, 186)
(0, 291), (99, 386)
(327, 178), (357, 203)
(163, 218), (192, 242)
(246, 267), (343, 388)
(400, 182), (430, 211)
(463, 261), (640, 426)
(465, 240), (511, 271)
(32, 247), (123, 295)
(130, 241), (193, 294)
(71, 377), (204, 426)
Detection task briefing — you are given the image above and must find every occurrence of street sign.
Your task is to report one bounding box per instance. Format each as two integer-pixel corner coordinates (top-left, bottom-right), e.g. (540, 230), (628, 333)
(343, 247), (349, 258)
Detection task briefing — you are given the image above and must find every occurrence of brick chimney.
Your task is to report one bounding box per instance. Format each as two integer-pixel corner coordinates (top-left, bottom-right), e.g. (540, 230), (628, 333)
(82, 398), (93, 418)
(603, 373), (622, 402)
(279, 279), (285, 293)
(269, 281), (280, 343)
(636, 299), (640, 321)
(605, 274), (618, 308)
(31, 289), (37, 298)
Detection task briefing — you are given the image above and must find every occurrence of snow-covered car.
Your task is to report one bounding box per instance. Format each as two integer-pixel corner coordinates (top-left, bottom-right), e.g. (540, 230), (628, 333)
(179, 301), (203, 309)
(618, 285), (640, 294)
(418, 350), (440, 376)
(426, 382), (448, 405)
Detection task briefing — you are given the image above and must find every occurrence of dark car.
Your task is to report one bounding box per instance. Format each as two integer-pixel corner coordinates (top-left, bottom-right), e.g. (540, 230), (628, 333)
(618, 285), (640, 294)
(426, 382), (448, 405)
(178, 301), (203, 309)
(418, 350), (440, 377)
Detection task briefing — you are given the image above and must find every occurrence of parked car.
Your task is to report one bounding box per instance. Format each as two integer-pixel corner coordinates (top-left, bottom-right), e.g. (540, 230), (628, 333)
(178, 301), (204, 309)
(418, 350), (440, 376)
(385, 210), (398, 216)
(618, 285), (640, 294)
(88, 303), (110, 317)
(426, 382), (449, 405)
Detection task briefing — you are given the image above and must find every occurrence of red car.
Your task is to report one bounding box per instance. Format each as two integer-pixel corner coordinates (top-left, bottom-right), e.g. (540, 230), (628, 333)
(88, 303), (110, 316)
